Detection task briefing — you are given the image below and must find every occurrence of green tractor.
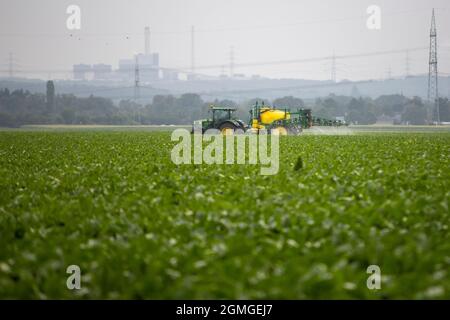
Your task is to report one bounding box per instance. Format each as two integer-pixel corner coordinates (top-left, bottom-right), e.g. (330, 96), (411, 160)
(192, 106), (247, 134)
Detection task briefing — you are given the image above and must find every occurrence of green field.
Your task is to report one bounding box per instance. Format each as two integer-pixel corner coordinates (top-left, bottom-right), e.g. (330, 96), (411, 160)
(0, 130), (449, 299)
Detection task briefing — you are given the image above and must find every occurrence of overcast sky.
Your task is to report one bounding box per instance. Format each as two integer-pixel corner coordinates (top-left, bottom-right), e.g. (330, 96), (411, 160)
(1, 0), (450, 80)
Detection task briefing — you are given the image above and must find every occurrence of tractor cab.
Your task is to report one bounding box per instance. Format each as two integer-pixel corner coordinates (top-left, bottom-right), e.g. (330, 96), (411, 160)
(210, 106), (236, 125)
(192, 106), (246, 134)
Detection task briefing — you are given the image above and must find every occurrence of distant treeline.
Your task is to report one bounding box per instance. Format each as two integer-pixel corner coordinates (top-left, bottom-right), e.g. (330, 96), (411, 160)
(0, 82), (449, 127)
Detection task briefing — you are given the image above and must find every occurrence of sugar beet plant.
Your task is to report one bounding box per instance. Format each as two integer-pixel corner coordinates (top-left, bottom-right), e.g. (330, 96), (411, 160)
(0, 131), (449, 299)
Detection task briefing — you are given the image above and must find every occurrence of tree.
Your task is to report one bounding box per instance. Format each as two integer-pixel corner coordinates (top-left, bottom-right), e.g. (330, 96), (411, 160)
(61, 108), (76, 124)
(178, 93), (203, 109)
(351, 85), (361, 98)
(212, 99), (238, 109)
(438, 98), (450, 122)
(346, 98), (377, 124)
(375, 94), (407, 117)
(46, 81), (55, 113)
(0, 112), (17, 127)
(177, 93), (204, 123)
(401, 97), (427, 125)
(315, 96), (343, 120)
(245, 98), (271, 109)
(146, 94), (206, 125)
(272, 96), (304, 109)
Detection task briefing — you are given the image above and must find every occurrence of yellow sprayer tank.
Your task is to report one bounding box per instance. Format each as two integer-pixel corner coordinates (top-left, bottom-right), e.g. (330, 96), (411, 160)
(259, 108), (290, 125)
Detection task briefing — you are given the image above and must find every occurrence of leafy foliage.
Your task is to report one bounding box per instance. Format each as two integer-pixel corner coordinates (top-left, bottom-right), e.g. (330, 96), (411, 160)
(0, 131), (449, 299)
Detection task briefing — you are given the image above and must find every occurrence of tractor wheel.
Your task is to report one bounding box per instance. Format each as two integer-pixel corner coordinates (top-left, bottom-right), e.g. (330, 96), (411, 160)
(272, 126), (288, 136)
(219, 122), (239, 135)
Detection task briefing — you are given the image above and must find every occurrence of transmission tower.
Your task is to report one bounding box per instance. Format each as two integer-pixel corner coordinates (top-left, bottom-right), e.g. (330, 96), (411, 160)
(229, 46), (234, 78)
(134, 55), (141, 123)
(405, 50), (410, 78)
(134, 55), (140, 101)
(428, 8), (440, 124)
(387, 66), (392, 80)
(191, 25), (195, 75)
(8, 52), (14, 78)
(331, 53), (336, 83)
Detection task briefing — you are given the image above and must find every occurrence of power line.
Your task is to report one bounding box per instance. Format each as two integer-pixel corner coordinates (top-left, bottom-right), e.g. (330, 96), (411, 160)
(1, 46), (449, 81)
(197, 78), (379, 98)
(2, 45), (448, 77)
(60, 86), (135, 95)
(172, 46), (430, 72)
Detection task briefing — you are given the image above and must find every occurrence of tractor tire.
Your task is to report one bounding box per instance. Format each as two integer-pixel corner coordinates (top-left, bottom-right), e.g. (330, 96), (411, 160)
(219, 122), (239, 135)
(272, 126), (288, 136)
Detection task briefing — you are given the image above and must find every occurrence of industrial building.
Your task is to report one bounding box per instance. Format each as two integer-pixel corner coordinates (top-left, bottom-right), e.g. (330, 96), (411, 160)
(73, 26), (175, 82)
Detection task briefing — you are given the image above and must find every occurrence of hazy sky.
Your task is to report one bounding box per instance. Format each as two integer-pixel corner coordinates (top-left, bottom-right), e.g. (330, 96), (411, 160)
(1, 0), (450, 80)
